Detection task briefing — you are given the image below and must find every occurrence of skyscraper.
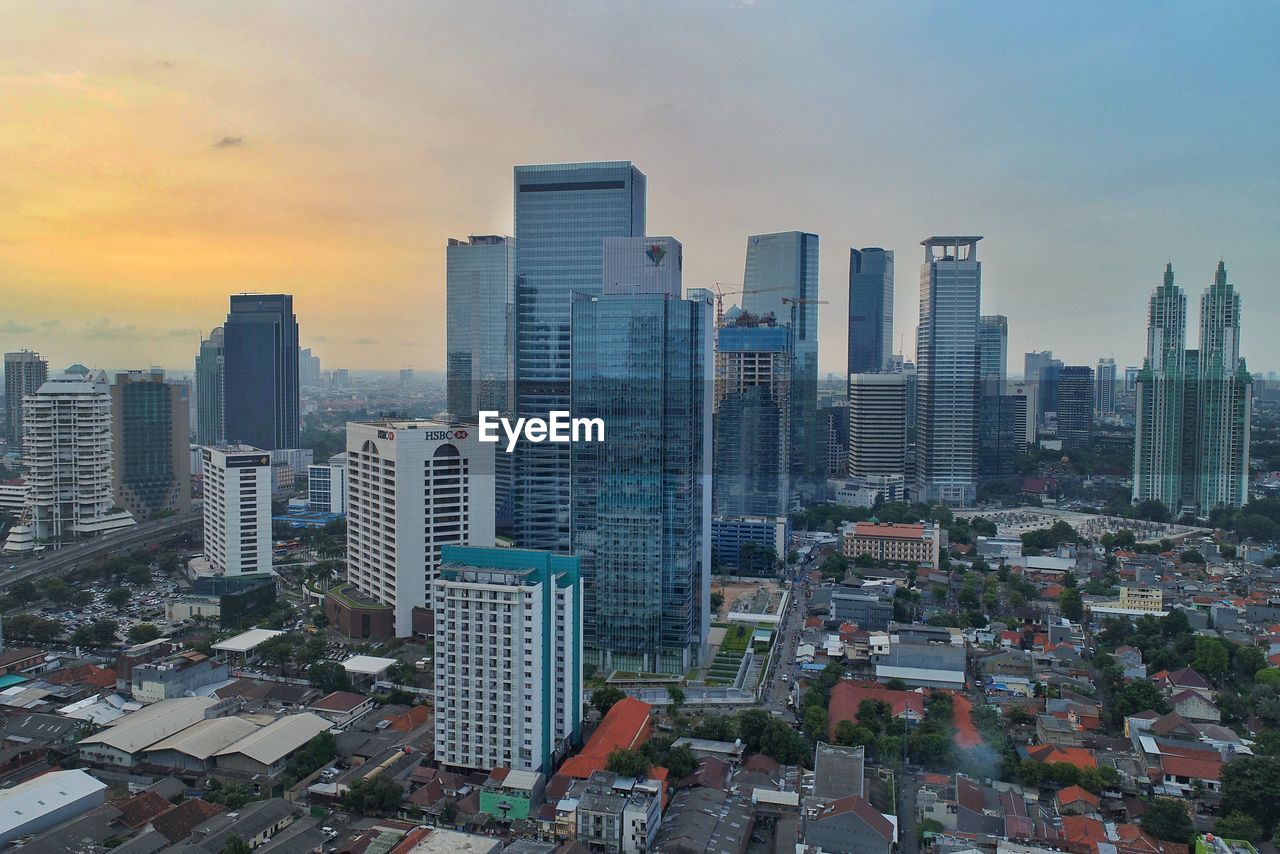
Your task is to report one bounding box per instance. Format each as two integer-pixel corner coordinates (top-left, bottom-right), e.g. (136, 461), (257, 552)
(1095, 358), (1117, 418)
(299, 347), (321, 385)
(513, 162), (646, 552)
(1195, 261), (1251, 509)
(110, 370), (192, 520)
(914, 236), (982, 506)
(978, 315), (1008, 389)
(714, 318), (791, 518)
(195, 328), (225, 447)
(222, 294), (299, 451)
(346, 420), (496, 637)
(446, 235), (516, 419)
(3, 350), (47, 445)
(847, 373), (907, 480)
(570, 237), (712, 675)
(1057, 366), (1095, 448)
(743, 231), (820, 484)
(2, 368), (135, 552)
(201, 444), (271, 577)
(1134, 264), (1188, 511)
(431, 545), (580, 774)
(848, 247), (894, 375)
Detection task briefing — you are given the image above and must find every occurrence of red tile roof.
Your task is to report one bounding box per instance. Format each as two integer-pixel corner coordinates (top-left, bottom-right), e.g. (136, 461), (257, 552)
(559, 697), (652, 779)
(828, 680), (925, 739)
(1159, 753), (1221, 780)
(385, 704), (431, 733)
(812, 794), (894, 842)
(1061, 815), (1108, 846)
(152, 799), (226, 843)
(310, 690), (369, 713)
(1056, 785), (1100, 809)
(853, 522), (927, 540)
(45, 664), (117, 689)
(116, 790), (175, 830)
(1026, 745), (1097, 769)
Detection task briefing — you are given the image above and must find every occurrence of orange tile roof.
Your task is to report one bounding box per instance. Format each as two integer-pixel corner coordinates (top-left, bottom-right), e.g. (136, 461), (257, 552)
(385, 704), (431, 733)
(1062, 815), (1108, 848)
(853, 522), (926, 540)
(560, 697), (652, 779)
(828, 681), (926, 739)
(1027, 745), (1097, 769)
(1056, 785), (1100, 808)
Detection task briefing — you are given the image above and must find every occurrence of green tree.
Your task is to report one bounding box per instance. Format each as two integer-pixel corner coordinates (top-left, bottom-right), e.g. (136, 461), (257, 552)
(1215, 812), (1262, 842)
(309, 661), (353, 693)
(71, 619), (118, 647)
(592, 686), (627, 717)
(1255, 668), (1280, 690)
(1192, 639), (1229, 682)
(1058, 587), (1084, 621)
(606, 748), (652, 778)
(710, 591), (724, 612)
(127, 622), (162, 644)
(666, 686), (686, 712)
(258, 634), (299, 671)
(126, 564), (153, 587)
(663, 744), (696, 779)
(1179, 549), (1205, 565)
(1221, 755), (1280, 835)
(803, 705), (829, 744)
(38, 577), (77, 606)
(1114, 680), (1168, 719)
(342, 774), (403, 816)
(220, 837), (252, 854)
(9, 579), (39, 606)
(4, 614), (62, 643)
(1140, 798), (1193, 844)
(104, 588), (131, 609)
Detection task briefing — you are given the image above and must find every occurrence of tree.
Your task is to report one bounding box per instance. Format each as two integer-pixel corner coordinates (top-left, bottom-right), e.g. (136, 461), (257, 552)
(1058, 587), (1084, 621)
(1140, 798), (1193, 844)
(1221, 755), (1280, 835)
(104, 588), (131, 609)
(1255, 668), (1280, 690)
(1192, 638), (1229, 682)
(710, 591), (724, 612)
(1179, 549), (1206, 565)
(4, 614), (61, 643)
(343, 774), (403, 816)
(606, 748), (652, 778)
(126, 564), (153, 587)
(666, 685), (686, 712)
(803, 705), (829, 744)
(592, 686), (627, 717)
(38, 577), (76, 606)
(220, 837), (251, 854)
(9, 580), (38, 606)
(309, 661), (352, 693)
(258, 634), (299, 671)
(1115, 680), (1168, 719)
(1215, 812), (1262, 842)
(664, 744), (697, 779)
(127, 622), (162, 644)
(71, 619), (118, 648)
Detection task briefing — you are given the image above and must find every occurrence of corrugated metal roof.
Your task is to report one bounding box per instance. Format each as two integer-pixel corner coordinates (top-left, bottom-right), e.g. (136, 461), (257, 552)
(0, 770), (106, 840)
(143, 716), (259, 760)
(211, 628), (285, 653)
(78, 697), (218, 754)
(214, 712), (330, 765)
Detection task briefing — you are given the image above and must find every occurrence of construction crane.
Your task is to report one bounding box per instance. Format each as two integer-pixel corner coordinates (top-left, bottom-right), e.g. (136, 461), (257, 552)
(712, 283), (796, 326)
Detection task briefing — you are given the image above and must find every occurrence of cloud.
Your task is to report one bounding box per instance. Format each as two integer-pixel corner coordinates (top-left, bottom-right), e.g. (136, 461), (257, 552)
(212, 135), (245, 149)
(84, 319), (141, 340)
(39, 319), (62, 329)
(353, 337), (379, 345)
(0, 320), (35, 334)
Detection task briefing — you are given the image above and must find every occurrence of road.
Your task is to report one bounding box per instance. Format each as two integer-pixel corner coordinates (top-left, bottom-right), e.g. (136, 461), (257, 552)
(0, 508), (203, 588)
(760, 559), (813, 714)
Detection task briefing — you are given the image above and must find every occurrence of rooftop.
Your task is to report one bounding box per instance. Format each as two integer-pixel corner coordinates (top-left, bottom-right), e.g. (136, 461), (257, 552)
(213, 712), (330, 765)
(342, 655), (398, 676)
(0, 770), (107, 841)
(211, 628), (286, 654)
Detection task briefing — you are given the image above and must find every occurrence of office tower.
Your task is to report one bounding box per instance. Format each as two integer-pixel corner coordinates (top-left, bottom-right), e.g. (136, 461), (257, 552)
(1124, 366), (1140, 394)
(714, 317), (792, 518)
(1024, 351), (1053, 383)
(308, 455), (347, 515)
(431, 545), (580, 774)
(346, 420), (496, 637)
(3, 368), (135, 552)
(300, 348), (321, 385)
(914, 237), (982, 505)
(743, 231), (821, 484)
(980, 393), (1026, 478)
(513, 162), (646, 552)
(201, 445), (271, 577)
(819, 402), (850, 478)
(1195, 261), (1251, 509)
(847, 374), (907, 479)
(1134, 264), (1188, 511)
(1004, 381), (1036, 449)
(1095, 358), (1117, 418)
(1057, 366), (1095, 448)
(446, 235), (516, 419)
(978, 315), (1008, 389)
(332, 368), (349, 388)
(3, 350), (47, 446)
(110, 370), (192, 520)
(222, 294), (299, 451)
(570, 237), (712, 674)
(195, 328), (225, 447)
(848, 247), (894, 375)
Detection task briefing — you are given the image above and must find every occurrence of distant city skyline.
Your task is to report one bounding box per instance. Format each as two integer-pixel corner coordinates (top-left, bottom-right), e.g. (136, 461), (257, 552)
(2, 3), (1277, 373)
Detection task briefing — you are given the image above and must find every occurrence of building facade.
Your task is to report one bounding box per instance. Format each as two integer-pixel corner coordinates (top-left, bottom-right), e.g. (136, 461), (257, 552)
(743, 231), (821, 484)
(847, 373), (907, 480)
(570, 239), (712, 675)
(222, 294), (299, 451)
(848, 247), (894, 375)
(1095, 357), (1117, 418)
(3, 349), (47, 445)
(978, 315), (1008, 389)
(841, 521), (940, 570)
(3, 368), (136, 552)
(110, 370), (192, 520)
(307, 457), (346, 515)
(432, 546), (580, 774)
(201, 445), (272, 577)
(346, 420), (496, 637)
(914, 237), (982, 505)
(1057, 366), (1095, 449)
(513, 162), (646, 553)
(446, 235), (516, 420)
(1195, 261), (1252, 510)
(195, 328), (225, 447)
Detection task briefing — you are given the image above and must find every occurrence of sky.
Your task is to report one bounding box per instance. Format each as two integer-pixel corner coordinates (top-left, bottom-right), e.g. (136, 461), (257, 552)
(2, 1), (1278, 376)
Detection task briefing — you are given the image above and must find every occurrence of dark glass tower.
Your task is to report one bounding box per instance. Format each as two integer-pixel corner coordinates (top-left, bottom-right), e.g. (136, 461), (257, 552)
(222, 294), (299, 451)
(847, 247), (894, 375)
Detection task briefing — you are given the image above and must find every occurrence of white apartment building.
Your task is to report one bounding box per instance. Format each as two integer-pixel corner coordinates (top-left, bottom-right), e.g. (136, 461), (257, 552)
(3, 368), (135, 552)
(201, 445), (272, 576)
(432, 546), (581, 774)
(308, 454), (346, 514)
(346, 420), (495, 636)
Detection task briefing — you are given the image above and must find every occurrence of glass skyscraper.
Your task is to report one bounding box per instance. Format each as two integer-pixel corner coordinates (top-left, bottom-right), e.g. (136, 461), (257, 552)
(1095, 358), (1117, 418)
(570, 237), (712, 675)
(742, 231), (820, 485)
(222, 294), (299, 451)
(914, 236), (982, 505)
(195, 327), (225, 447)
(1134, 264), (1187, 511)
(513, 162), (646, 551)
(1195, 262), (1252, 509)
(847, 247), (894, 375)
(977, 315), (1008, 389)
(446, 235), (515, 419)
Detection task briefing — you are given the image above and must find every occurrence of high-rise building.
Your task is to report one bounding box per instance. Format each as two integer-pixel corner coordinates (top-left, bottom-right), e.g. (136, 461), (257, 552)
(847, 373), (907, 480)
(300, 348), (321, 385)
(743, 231), (821, 484)
(914, 237), (982, 505)
(1195, 261), (1251, 509)
(570, 237), (712, 674)
(195, 328), (225, 448)
(978, 315), (1008, 389)
(1024, 351), (1053, 383)
(1057, 366), (1095, 448)
(308, 455), (347, 515)
(446, 235), (516, 419)
(819, 401), (850, 479)
(431, 545), (580, 774)
(513, 162), (646, 552)
(848, 247), (894, 375)
(222, 294), (299, 451)
(346, 420), (496, 637)
(979, 393), (1026, 478)
(110, 370), (192, 520)
(201, 445), (271, 577)
(714, 318), (791, 518)
(3, 368), (136, 552)
(3, 350), (47, 446)
(1134, 264), (1188, 511)
(1095, 358), (1117, 418)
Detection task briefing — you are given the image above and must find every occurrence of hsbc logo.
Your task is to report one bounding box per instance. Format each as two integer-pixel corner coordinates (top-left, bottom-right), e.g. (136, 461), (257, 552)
(422, 429), (468, 441)
(378, 430), (395, 440)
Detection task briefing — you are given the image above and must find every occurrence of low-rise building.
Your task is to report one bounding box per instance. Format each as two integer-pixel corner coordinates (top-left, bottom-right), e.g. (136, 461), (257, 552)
(803, 794), (895, 854)
(131, 650), (229, 703)
(841, 521), (941, 570)
(0, 769), (108, 847)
